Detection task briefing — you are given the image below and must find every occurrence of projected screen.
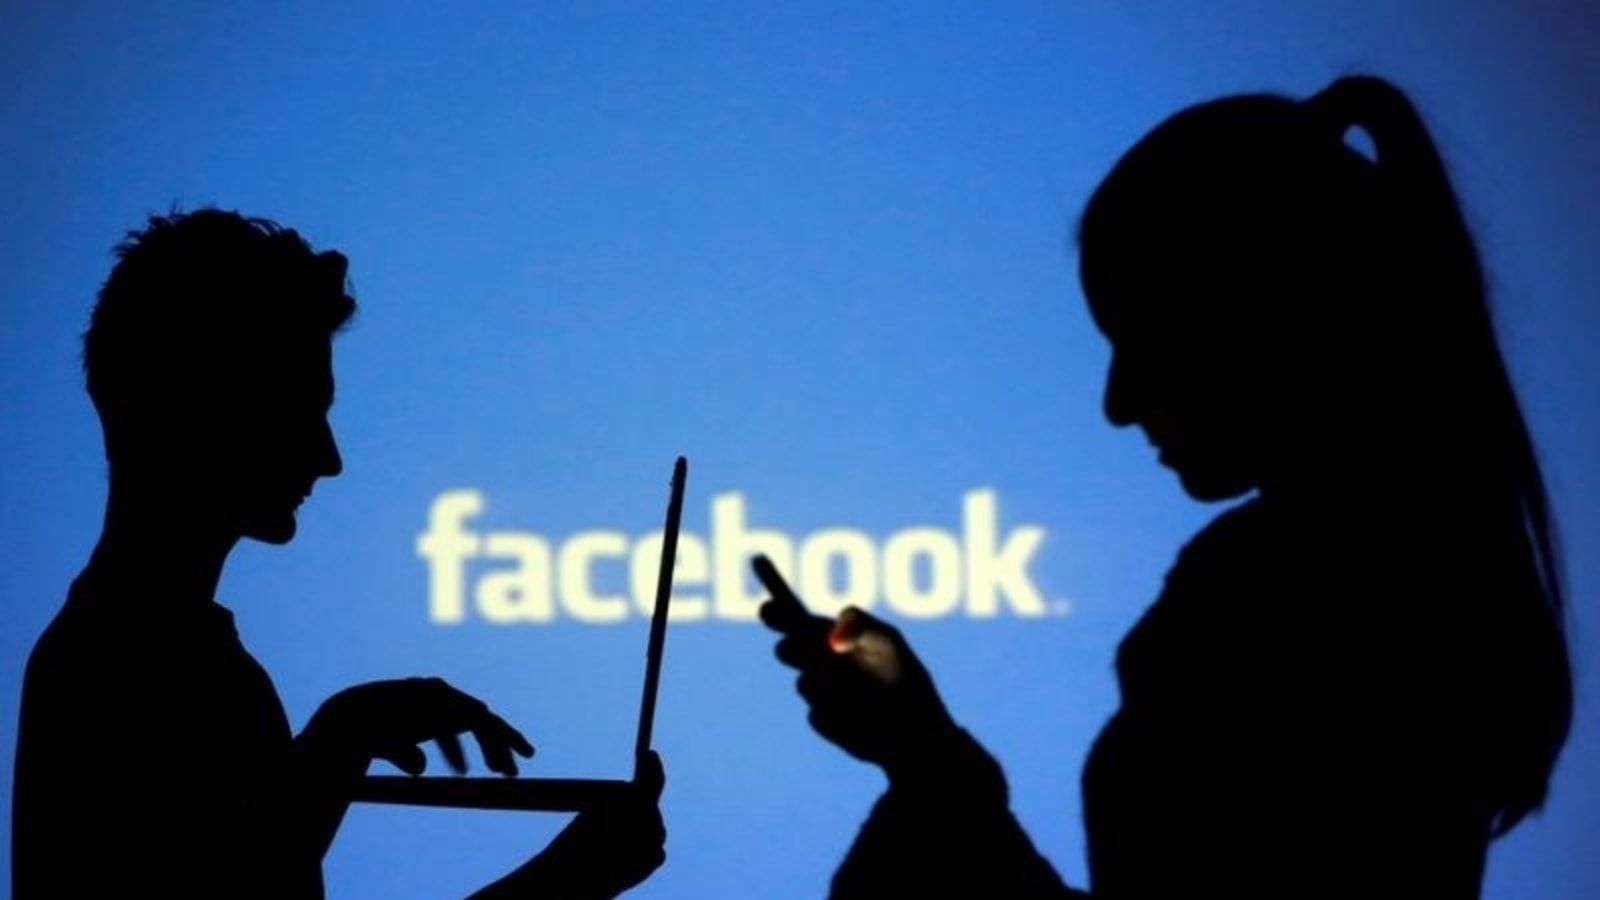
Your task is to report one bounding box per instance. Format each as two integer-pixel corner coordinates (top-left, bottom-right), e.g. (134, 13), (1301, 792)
(3, 4), (1597, 899)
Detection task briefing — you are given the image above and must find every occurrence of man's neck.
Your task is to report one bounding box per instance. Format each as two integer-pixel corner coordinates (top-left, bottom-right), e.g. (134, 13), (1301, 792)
(86, 475), (238, 606)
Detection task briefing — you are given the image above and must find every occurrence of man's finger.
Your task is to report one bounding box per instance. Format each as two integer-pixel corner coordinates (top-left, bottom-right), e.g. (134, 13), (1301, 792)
(477, 716), (529, 775)
(472, 730), (512, 776)
(438, 730), (467, 773)
(635, 749), (665, 799)
(379, 743), (428, 776)
(503, 720), (536, 759)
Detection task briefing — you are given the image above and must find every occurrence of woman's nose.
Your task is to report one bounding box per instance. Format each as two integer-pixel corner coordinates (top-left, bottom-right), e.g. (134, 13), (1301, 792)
(1103, 351), (1140, 428)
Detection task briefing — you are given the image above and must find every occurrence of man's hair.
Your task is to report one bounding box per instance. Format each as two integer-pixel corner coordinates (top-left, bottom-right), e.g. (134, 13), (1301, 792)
(83, 208), (356, 452)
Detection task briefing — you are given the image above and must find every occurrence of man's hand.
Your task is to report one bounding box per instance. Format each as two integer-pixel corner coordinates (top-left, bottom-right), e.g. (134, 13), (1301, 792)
(304, 677), (535, 776)
(754, 555), (958, 773)
(472, 751), (668, 900)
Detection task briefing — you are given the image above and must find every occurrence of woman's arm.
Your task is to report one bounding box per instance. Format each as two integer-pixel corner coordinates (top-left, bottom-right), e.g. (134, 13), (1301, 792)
(755, 558), (1086, 898)
(829, 726), (1088, 900)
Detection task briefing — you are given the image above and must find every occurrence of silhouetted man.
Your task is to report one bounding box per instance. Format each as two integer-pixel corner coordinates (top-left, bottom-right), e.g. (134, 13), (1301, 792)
(12, 209), (665, 898)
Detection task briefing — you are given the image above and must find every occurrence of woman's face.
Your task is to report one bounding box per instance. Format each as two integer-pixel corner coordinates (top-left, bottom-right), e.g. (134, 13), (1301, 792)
(1078, 102), (1369, 502)
(1085, 246), (1278, 503)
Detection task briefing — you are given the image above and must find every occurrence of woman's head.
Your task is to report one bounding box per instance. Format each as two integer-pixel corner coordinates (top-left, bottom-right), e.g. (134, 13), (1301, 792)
(1078, 81), (1418, 499)
(1078, 75), (1570, 834)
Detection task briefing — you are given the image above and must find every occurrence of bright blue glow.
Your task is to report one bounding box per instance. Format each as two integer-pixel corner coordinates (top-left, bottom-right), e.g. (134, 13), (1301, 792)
(3, 3), (1598, 898)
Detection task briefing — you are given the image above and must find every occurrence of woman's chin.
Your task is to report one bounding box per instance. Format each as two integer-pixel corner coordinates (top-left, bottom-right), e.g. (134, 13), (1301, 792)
(1173, 464), (1256, 503)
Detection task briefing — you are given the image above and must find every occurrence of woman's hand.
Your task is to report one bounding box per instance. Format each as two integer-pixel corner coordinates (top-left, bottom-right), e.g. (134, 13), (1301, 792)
(754, 555), (958, 774)
(302, 676), (535, 777)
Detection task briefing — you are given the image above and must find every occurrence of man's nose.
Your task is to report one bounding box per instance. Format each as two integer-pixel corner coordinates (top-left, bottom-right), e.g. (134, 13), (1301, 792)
(318, 417), (343, 477)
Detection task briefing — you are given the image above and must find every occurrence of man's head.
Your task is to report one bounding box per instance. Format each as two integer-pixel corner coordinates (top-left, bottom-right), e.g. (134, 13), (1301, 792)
(84, 208), (356, 543)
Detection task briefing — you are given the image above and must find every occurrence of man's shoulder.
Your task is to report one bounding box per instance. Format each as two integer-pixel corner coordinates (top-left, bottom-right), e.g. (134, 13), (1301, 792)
(22, 579), (232, 721)
(23, 592), (142, 725)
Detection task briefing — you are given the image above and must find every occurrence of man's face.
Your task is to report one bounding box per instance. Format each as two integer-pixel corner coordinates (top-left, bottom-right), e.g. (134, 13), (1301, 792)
(215, 337), (344, 544)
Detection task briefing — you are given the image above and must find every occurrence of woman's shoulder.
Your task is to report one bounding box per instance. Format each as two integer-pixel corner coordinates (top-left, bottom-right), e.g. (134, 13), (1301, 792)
(1118, 495), (1413, 705)
(1144, 493), (1416, 667)
(1171, 490), (1409, 587)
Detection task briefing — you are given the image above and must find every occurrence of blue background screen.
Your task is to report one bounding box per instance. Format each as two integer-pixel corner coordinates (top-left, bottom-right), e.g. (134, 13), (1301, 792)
(3, 4), (1597, 898)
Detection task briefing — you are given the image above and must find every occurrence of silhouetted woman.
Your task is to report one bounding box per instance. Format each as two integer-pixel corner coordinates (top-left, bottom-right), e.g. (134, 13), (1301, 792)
(756, 74), (1572, 898)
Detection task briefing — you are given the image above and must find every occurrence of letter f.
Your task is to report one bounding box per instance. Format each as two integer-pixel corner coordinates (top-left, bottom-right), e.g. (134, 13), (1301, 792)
(418, 490), (484, 624)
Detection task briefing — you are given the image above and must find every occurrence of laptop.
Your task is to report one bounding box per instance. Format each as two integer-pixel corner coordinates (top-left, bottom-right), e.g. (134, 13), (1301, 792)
(353, 456), (686, 811)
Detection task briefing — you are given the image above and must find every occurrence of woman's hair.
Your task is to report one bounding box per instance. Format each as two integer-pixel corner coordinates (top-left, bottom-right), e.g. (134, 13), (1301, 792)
(1078, 75), (1571, 836)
